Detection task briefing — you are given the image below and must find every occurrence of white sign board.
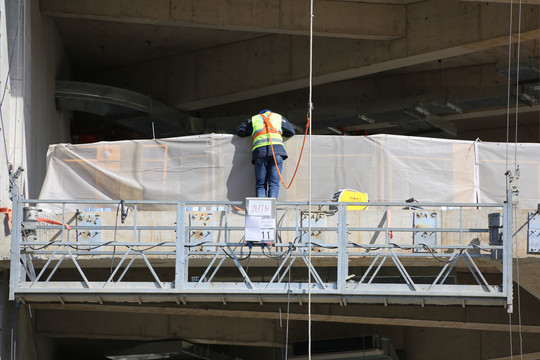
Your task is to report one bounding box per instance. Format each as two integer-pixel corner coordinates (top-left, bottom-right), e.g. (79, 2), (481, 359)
(528, 212), (540, 253)
(247, 200), (273, 216)
(245, 216), (275, 242)
(245, 198), (276, 242)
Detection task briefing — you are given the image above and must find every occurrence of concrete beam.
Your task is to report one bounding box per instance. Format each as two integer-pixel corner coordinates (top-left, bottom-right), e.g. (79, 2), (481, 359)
(34, 307), (282, 346)
(340, 102), (540, 134)
(257, 62), (518, 134)
(89, 0), (540, 111)
(32, 303), (540, 337)
(489, 352), (540, 360)
(434, 103), (540, 122)
(420, 116), (458, 136)
(463, 0), (540, 4)
(40, 0), (405, 40)
(55, 81), (200, 135)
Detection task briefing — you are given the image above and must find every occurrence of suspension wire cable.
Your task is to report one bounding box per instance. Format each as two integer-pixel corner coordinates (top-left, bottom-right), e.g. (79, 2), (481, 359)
(505, 0), (514, 173)
(515, 206), (523, 360)
(0, 0), (25, 177)
(505, 0), (526, 358)
(513, 0), (522, 171)
(12, 0), (25, 190)
(504, 1), (514, 357)
(308, 0), (314, 358)
(20, 0), (29, 199)
(512, 1), (524, 359)
(285, 262), (292, 360)
(509, 312), (513, 360)
(513, 0), (521, 170)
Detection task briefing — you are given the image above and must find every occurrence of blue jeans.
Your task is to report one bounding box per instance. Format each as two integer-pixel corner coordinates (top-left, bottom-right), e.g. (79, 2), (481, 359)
(254, 155), (283, 198)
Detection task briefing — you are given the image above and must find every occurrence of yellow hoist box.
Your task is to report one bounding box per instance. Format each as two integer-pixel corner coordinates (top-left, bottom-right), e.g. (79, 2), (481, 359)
(331, 189), (368, 210)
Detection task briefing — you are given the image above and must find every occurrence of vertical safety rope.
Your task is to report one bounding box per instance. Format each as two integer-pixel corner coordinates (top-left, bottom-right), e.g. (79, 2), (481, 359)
(20, 0), (28, 199)
(509, 312), (513, 360)
(505, 0), (524, 358)
(505, 0), (513, 173)
(308, 0), (314, 358)
(504, 0), (514, 354)
(514, 3), (524, 358)
(513, 0), (522, 170)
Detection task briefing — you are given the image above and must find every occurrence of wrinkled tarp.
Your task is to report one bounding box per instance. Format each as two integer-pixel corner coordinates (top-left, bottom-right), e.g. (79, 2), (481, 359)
(38, 134), (538, 209)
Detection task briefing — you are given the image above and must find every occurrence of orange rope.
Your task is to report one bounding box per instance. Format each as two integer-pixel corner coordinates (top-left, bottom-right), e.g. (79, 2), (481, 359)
(0, 207), (12, 230)
(0, 208), (71, 231)
(37, 217), (72, 231)
(266, 115), (310, 189)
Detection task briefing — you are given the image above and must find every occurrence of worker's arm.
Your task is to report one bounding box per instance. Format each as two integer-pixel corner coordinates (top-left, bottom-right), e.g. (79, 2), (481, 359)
(236, 119), (252, 137)
(281, 118), (296, 138)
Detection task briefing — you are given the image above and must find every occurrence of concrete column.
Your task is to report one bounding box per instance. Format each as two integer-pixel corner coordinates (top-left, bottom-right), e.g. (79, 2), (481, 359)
(1, 271), (19, 360)
(0, 0), (28, 205)
(26, 0), (71, 199)
(0, 0), (72, 204)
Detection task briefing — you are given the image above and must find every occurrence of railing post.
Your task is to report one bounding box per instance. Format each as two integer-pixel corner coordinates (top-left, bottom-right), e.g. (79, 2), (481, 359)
(503, 189), (513, 313)
(337, 203), (348, 293)
(9, 184), (22, 301)
(175, 203), (186, 291)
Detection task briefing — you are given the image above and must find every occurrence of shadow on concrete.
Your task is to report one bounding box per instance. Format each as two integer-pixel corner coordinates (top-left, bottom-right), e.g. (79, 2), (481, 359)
(227, 136), (255, 201)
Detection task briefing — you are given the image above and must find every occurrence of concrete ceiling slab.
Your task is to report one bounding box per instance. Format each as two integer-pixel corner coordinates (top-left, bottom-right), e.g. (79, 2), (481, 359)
(39, 0), (540, 140)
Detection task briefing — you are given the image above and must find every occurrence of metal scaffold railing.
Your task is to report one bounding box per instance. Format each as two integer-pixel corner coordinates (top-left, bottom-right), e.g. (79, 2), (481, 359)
(8, 186), (514, 310)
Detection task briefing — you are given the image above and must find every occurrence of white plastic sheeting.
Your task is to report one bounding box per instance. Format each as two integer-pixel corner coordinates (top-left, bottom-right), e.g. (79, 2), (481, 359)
(38, 134), (539, 209)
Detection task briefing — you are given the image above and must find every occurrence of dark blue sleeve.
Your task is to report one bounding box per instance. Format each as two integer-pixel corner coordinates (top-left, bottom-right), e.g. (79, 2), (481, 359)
(281, 117), (295, 137)
(236, 119), (252, 137)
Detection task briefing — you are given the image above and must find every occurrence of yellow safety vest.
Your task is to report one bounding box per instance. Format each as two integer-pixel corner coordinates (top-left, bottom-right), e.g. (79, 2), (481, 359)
(251, 112), (283, 151)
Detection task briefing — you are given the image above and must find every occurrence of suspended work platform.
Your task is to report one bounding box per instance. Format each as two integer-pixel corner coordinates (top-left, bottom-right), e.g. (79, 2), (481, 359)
(9, 192), (514, 311)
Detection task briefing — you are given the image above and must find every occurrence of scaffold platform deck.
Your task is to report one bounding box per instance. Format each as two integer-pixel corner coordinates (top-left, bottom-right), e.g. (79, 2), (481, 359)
(8, 193), (514, 311)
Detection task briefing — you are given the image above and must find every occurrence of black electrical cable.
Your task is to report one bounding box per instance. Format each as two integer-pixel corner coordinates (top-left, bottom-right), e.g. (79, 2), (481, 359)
(284, 260), (292, 360)
(109, 201), (121, 274)
(263, 244), (294, 261)
(470, 244), (492, 253)
(129, 242), (170, 252)
(389, 242), (414, 251)
(27, 305), (40, 360)
(222, 245), (251, 261)
(419, 243), (463, 264)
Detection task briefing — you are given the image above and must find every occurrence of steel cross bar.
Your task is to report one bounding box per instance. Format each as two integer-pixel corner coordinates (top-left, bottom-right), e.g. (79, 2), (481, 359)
(266, 248), (295, 288)
(46, 254), (67, 282)
(389, 249), (418, 291)
(20, 254), (36, 281)
(428, 251), (459, 290)
(464, 250), (493, 291)
(278, 256), (298, 284)
(31, 246), (61, 286)
(65, 246), (91, 288)
(299, 250), (326, 288)
(206, 256), (227, 283)
(137, 249), (164, 287)
(105, 248), (132, 286)
(223, 245), (255, 288)
(196, 250), (226, 287)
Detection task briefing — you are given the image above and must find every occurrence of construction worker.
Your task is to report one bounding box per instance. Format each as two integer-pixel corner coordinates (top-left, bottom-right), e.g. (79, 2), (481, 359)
(236, 110), (295, 198)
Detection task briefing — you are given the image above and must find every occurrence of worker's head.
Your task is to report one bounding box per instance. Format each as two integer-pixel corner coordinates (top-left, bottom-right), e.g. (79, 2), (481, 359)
(259, 109), (272, 114)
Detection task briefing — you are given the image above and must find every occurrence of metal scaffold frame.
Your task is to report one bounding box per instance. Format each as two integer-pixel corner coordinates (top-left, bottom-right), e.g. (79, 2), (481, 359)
(8, 183), (514, 310)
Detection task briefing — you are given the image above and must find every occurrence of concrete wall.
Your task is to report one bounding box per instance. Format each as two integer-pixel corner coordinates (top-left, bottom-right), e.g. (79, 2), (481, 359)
(26, 0), (71, 199)
(0, 2), (70, 359)
(0, 0), (71, 208)
(0, 0), (26, 206)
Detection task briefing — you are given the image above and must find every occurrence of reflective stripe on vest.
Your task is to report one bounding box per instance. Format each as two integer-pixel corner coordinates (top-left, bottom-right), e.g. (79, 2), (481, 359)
(252, 112), (283, 151)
